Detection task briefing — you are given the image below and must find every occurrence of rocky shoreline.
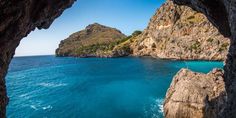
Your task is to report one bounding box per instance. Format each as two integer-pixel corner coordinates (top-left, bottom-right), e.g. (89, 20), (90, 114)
(1, 0), (236, 117)
(55, 1), (231, 117)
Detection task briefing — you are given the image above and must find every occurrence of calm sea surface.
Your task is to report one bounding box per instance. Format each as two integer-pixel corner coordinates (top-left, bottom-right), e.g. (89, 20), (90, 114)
(6, 56), (223, 118)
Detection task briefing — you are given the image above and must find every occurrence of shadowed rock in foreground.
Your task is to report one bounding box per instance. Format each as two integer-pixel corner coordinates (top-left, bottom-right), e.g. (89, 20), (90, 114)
(0, 0), (75, 117)
(164, 69), (227, 118)
(0, 0), (236, 117)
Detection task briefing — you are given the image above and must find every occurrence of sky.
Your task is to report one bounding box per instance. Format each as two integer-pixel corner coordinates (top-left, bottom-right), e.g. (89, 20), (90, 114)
(15, 0), (166, 56)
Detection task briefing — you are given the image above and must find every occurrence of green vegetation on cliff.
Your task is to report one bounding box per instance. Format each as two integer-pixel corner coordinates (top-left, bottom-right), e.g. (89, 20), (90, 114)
(56, 23), (127, 57)
(74, 36), (132, 56)
(56, 23), (142, 57)
(130, 0), (229, 61)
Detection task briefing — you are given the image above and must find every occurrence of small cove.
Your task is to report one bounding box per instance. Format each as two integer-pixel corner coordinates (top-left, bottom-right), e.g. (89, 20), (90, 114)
(6, 56), (223, 118)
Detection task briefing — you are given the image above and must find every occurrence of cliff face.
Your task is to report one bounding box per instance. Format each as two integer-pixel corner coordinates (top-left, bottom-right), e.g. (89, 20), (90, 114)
(0, 0), (235, 118)
(164, 69), (227, 118)
(164, 0), (236, 117)
(131, 0), (229, 61)
(56, 1), (230, 60)
(56, 23), (127, 57)
(0, 0), (75, 117)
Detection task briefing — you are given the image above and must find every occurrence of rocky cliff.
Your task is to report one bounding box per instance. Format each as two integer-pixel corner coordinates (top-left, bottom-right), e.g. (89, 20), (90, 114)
(0, 0), (75, 117)
(56, 1), (230, 60)
(1, 0), (236, 117)
(130, 0), (229, 61)
(164, 0), (236, 117)
(56, 23), (127, 57)
(164, 68), (227, 118)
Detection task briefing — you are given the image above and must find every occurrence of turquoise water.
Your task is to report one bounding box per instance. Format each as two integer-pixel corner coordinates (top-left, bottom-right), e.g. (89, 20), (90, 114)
(6, 56), (223, 118)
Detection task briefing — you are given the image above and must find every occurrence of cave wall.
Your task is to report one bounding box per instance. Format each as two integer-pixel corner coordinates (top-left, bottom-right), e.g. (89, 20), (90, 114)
(0, 0), (235, 117)
(172, 0), (236, 117)
(0, 0), (75, 117)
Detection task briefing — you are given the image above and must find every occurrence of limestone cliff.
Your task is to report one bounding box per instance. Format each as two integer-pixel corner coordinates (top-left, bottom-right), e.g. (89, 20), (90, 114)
(164, 68), (227, 118)
(56, 23), (127, 57)
(130, 0), (229, 61)
(56, 1), (230, 60)
(164, 0), (236, 117)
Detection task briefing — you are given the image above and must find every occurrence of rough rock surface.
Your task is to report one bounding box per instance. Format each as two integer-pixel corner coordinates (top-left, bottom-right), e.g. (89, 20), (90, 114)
(0, 0), (75, 117)
(164, 68), (227, 118)
(56, 23), (126, 57)
(131, 0), (229, 61)
(165, 0), (236, 117)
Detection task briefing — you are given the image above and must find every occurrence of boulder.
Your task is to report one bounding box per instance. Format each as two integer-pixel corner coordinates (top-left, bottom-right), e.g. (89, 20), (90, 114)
(164, 68), (227, 118)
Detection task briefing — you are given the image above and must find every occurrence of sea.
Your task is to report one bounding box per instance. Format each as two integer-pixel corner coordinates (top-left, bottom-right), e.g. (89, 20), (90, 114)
(6, 55), (223, 118)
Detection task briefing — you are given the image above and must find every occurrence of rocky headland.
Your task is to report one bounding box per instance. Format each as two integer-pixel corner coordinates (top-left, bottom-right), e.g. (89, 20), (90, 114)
(54, 3), (232, 117)
(56, 0), (229, 61)
(56, 23), (130, 57)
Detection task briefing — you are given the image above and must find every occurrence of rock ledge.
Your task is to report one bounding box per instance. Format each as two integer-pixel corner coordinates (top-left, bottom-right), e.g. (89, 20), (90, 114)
(164, 68), (227, 118)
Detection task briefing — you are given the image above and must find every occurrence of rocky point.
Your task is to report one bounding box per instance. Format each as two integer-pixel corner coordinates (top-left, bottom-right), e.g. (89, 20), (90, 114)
(56, 23), (127, 57)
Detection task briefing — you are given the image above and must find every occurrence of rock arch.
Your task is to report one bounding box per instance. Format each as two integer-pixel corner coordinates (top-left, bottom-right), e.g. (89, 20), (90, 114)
(0, 0), (235, 117)
(0, 0), (75, 117)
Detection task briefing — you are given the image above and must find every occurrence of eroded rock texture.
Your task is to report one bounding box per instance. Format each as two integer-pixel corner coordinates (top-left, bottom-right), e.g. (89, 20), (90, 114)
(131, 0), (230, 61)
(164, 69), (227, 118)
(165, 0), (236, 117)
(0, 0), (75, 117)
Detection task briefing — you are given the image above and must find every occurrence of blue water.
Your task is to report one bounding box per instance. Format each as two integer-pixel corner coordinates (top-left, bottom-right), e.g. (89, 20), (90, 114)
(6, 56), (223, 118)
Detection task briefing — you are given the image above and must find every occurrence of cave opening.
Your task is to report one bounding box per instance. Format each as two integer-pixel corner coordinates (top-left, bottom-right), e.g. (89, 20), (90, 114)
(2, 0), (165, 117)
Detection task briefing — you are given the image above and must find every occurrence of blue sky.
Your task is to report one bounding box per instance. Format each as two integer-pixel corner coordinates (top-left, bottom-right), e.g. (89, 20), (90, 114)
(15, 0), (165, 56)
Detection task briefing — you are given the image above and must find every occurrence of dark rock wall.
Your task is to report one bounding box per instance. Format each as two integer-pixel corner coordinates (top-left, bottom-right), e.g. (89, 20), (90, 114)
(172, 0), (231, 37)
(0, 0), (75, 117)
(172, 0), (236, 117)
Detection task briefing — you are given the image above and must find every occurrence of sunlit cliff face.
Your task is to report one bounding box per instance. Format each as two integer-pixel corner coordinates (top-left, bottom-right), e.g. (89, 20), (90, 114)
(171, 0), (236, 117)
